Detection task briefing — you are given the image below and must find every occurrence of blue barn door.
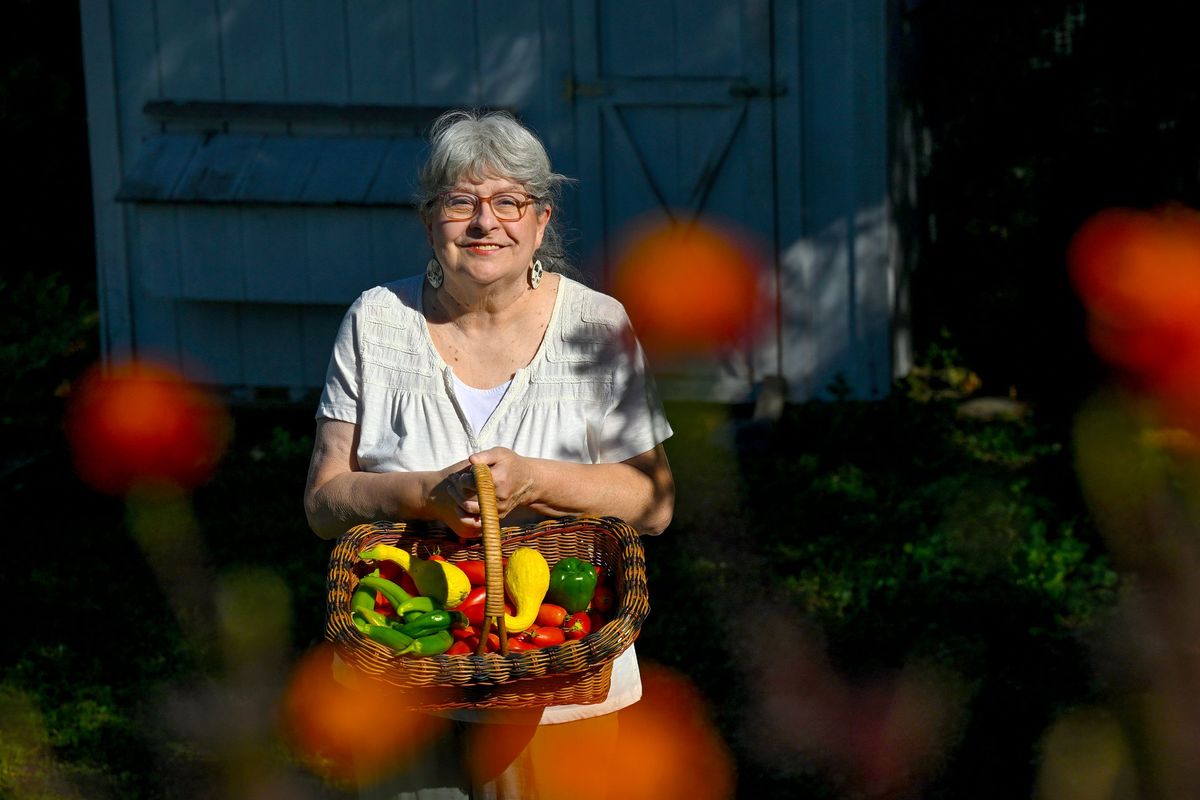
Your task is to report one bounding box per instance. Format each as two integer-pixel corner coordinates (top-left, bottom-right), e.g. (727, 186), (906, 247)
(568, 0), (779, 399)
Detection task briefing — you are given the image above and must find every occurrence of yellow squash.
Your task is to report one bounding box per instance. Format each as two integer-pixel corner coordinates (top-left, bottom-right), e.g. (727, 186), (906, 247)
(503, 547), (551, 633)
(358, 544), (471, 609)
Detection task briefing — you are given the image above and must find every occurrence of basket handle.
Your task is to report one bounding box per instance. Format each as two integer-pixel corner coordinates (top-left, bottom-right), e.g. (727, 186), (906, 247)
(472, 462), (509, 655)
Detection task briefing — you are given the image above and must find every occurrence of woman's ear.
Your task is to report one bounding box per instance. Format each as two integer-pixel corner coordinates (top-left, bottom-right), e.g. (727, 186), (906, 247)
(422, 212), (434, 248)
(534, 204), (552, 249)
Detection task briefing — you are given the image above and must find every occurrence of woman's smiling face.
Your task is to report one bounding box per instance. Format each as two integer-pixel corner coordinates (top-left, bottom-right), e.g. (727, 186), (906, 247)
(425, 174), (550, 290)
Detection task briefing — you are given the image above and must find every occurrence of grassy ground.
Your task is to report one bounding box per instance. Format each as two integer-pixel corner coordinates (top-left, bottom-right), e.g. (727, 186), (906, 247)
(0, 393), (1117, 799)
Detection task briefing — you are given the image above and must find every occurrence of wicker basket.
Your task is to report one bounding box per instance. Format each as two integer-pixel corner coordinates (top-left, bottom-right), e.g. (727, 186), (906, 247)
(324, 463), (649, 710)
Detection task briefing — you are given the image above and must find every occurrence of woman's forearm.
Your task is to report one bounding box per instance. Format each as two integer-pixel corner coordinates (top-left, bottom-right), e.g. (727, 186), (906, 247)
(523, 452), (675, 535)
(305, 467), (453, 540)
(304, 418), (474, 539)
(306, 419), (674, 539)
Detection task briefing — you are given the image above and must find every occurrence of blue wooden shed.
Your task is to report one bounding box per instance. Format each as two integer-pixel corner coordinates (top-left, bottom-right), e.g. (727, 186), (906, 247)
(79, 0), (905, 403)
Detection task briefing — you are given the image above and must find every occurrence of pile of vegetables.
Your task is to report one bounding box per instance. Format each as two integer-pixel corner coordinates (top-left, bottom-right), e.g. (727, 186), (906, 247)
(350, 544), (615, 657)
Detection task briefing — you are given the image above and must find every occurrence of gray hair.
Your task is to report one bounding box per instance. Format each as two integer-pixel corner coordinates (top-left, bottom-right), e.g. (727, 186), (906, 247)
(417, 109), (575, 273)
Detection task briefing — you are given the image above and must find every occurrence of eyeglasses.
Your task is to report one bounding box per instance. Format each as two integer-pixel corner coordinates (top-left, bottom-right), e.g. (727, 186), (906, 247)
(437, 191), (540, 222)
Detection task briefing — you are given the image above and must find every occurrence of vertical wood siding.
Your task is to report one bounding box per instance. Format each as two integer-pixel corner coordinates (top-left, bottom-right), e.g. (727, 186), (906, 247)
(282, 2), (349, 103)
(84, 0), (897, 400)
(782, 0), (892, 399)
(217, 0), (287, 102)
(347, 1), (415, 104)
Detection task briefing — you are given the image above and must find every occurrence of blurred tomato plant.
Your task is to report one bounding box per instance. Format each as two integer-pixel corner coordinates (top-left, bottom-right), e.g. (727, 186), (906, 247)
(1069, 205), (1200, 431)
(65, 360), (231, 495)
(1064, 203), (1200, 799)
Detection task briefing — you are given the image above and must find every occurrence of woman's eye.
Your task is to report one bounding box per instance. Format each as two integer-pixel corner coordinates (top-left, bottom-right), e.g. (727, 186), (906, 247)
(493, 195), (521, 210)
(446, 195), (476, 210)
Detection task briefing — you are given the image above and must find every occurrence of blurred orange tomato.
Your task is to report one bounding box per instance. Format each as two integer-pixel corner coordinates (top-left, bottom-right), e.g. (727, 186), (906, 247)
(611, 220), (765, 358)
(281, 644), (446, 783)
(527, 661), (734, 799)
(1069, 206), (1200, 429)
(65, 360), (230, 495)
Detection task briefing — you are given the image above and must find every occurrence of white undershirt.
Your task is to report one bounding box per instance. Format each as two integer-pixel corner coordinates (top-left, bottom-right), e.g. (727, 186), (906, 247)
(450, 371), (512, 434)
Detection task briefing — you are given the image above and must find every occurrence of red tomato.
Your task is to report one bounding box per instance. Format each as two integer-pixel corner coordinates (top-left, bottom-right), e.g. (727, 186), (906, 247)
(562, 611), (592, 641)
(451, 625), (477, 642)
(530, 626), (566, 648)
(590, 586), (615, 613)
(373, 591), (396, 617)
(536, 603), (568, 627)
(465, 633), (500, 653)
(378, 561), (404, 582)
(462, 586), (488, 606)
(463, 606), (487, 628)
(506, 639), (536, 653)
(594, 565), (606, 583)
(458, 587), (488, 627)
(65, 360), (231, 495)
(446, 640), (472, 655)
(457, 561), (488, 586)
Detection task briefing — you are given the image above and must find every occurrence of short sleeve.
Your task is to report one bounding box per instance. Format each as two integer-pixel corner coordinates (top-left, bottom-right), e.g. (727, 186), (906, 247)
(315, 295), (364, 423)
(597, 315), (673, 463)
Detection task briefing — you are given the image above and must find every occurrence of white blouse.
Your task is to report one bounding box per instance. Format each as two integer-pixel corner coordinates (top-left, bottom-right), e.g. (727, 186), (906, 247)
(317, 273), (672, 724)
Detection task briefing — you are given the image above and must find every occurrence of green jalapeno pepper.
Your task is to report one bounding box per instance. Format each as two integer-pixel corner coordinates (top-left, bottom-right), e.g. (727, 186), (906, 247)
(350, 580), (378, 615)
(397, 609), (451, 638)
(361, 623), (415, 652)
(356, 575), (413, 613)
(354, 606), (390, 628)
(396, 596), (436, 616)
(546, 557), (598, 613)
(401, 630), (453, 656)
(359, 621), (452, 657)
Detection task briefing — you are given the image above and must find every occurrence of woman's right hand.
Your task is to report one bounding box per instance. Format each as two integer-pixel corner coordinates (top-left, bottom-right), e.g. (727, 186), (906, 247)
(428, 463), (485, 538)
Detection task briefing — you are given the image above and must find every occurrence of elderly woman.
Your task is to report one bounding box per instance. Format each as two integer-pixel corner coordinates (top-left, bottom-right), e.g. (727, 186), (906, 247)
(303, 109), (674, 796)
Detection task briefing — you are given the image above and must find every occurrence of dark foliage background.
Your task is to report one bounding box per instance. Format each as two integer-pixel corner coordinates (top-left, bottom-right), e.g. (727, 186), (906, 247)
(2, 1), (1196, 798)
(1, 0), (97, 451)
(899, 0), (1200, 417)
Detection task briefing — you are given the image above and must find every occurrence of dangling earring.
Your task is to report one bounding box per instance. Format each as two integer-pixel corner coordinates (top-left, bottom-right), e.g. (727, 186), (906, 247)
(529, 259), (544, 289)
(426, 258), (444, 289)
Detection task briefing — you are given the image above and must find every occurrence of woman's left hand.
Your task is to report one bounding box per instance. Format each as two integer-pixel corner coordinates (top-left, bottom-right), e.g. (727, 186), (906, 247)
(465, 448), (538, 519)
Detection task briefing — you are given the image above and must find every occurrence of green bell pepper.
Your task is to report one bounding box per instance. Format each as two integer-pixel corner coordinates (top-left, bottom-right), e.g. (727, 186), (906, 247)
(546, 557), (598, 613)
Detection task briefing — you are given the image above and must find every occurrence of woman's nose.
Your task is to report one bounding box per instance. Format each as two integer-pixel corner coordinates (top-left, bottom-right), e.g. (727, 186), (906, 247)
(468, 198), (500, 230)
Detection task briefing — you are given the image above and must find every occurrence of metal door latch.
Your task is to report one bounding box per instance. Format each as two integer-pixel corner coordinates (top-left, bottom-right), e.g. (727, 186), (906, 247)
(728, 81), (787, 98)
(563, 74), (610, 102)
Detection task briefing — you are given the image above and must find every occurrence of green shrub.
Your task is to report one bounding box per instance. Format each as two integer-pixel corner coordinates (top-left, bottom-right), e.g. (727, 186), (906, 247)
(0, 270), (97, 446)
(716, 392), (1117, 798)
